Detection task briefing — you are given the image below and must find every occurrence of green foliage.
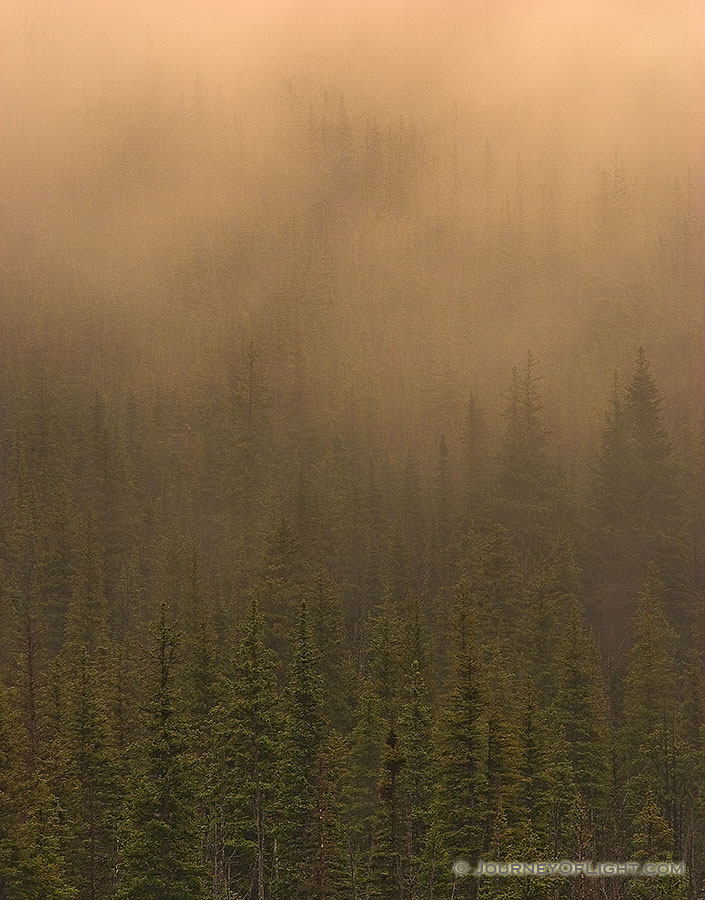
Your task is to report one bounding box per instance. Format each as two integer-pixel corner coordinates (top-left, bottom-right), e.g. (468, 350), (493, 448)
(117, 605), (207, 900)
(61, 648), (120, 900)
(209, 598), (278, 899)
(398, 659), (434, 884)
(369, 730), (406, 900)
(274, 602), (346, 900)
(366, 590), (404, 727)
(310, 573), (356, 731)
(0, 679), (76, 899)
(433, 642), (488, 894)
(343, 677), (387, 874)
(0, 283), (702, 900)
(553, 610), (610, 813)
(628, 792), (687, 900)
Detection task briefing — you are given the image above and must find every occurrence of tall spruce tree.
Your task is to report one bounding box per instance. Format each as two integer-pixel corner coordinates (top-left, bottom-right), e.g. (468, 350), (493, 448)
(496, 352), (562, 555)
(628, 792), (687, 900)
(622, 565), (686, 839)
(117, 604), (206, 900)
(62, 647), (120, 900)
(591, 349), (681, 655)
(369, 729), (406, 900)
(0, 678), (75, 900)
(343, 677), (388, 890)
(553, 610), (610, 822)
(366, 590), (404, 727)
(275, 601), (346, 900)
(398, 659), (434, 897)
(433, 641), (487, 897)
(310, 573), (356, 732)
(210, 598), (278, 900)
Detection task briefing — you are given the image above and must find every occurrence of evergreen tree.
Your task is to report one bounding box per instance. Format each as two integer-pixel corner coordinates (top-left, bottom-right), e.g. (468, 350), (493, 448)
(210, 598), (278, 900)
(366, 590), (404, 727)
(436, 433), (453, 553)
(459, 524), (522, 657)
(628, 792), (687, 900)
(477, 803), (549, 900)
(275, 602), (346, 900)
(434, 642), (487, 897)
(516, 681), (544, 833)
(538, 716), (580, 859)
(62, 647), (120, 900)
(66, 527), (109, 659)
(398, 659), (434, 896)
(625, 349), (678, 522)
(553, 610), (610, 820)
(369, 730), (406, 900)
(594, 371), (631, 529)
(622, 566), (678, 755)
(118, 604), (206, 900)
(343, 677), (387, 889)
(310, 573), (356, 731)
(0, 678), (75, 899)
(257, 519), (306, 663)
(591, 349), (681, 653)
(496, 352), (562, 554)
(484, 714), (521, 845)
(523, 538), (582, 700)
(622, 565), (686, 838)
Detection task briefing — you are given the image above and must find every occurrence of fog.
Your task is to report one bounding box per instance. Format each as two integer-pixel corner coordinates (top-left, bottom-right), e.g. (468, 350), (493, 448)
(1, 0), (703, 455)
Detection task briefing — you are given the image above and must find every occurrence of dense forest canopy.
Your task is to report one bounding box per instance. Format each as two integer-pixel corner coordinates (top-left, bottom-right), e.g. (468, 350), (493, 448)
(0, 1), (703, 899)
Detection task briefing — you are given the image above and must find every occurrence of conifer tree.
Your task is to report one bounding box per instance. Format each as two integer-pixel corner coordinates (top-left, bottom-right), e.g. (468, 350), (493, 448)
(496, 352), (562, 553)
(257, 519), (306, 663)
(436, 433), (453, 553)
(210, 598), (278, 900)
(399, 595), (429, 679)
(538, 716), (580, 859)
(460, 524), (521, 656)
(366, 590), (404, 727)
(517, 681), (544, 833)
(628, 792), (687, 900)
(0, 678), (75, 899)
(523, 539), (581, 700)
(187, 612), (219, 728)
(398, 658), (434, 892)
(553, 610), (610, 819)
(622, 566), (678, 753)
(62, 647), (120, 900)
(66, 528), (109, 659)
(275, 602), (346, 900)
(369, 729), (406, 900)
(434, 642), (487, 897)
(591, 349), (681, 647)
(5, 576), (46, 763)
(484, 714), (521, 845)
(34, 484), (78, 655)
(118, 604), (206, 900)
(310, 573), (356, 731)
(622, 565), (685, 835)
(477, 803), (549, 900)
(343, 677), (387, 888)
(624, 349), (678, 521)
(184, 574), (220, 871)
(594, 371), (630, 528)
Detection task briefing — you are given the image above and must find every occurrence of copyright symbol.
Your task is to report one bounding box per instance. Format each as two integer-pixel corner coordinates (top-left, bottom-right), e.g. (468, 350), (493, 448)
(453, 859), (471, 877)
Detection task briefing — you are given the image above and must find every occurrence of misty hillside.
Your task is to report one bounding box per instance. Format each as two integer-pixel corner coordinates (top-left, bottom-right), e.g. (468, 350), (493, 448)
(0, 2), (703, 899)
